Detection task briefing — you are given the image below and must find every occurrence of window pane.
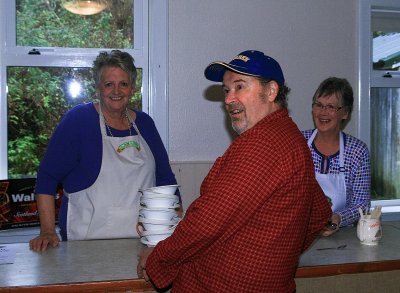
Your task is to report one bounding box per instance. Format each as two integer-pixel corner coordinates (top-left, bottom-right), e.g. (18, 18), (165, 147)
(372, 9), (400, 71)
(16, 0), (134, 49)
(7, 66), (142, 178)
(370, 87), (400, 200)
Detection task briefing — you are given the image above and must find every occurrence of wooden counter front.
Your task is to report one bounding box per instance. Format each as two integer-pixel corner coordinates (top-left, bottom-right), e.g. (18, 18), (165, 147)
(0, 280), (154, 293)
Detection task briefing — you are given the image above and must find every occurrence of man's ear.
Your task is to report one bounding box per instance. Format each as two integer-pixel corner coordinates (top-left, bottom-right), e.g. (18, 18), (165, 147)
(267, 81), (279, 102)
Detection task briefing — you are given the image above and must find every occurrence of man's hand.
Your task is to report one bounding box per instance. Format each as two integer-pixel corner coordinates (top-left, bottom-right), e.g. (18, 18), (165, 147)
(137, 246), (154, 281)
(29, 231), (60, 252)
(321, 213), (341, 237)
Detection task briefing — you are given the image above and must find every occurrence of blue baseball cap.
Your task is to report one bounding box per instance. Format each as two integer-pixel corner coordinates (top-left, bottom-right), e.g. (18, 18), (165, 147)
(204, 50), (285, 85)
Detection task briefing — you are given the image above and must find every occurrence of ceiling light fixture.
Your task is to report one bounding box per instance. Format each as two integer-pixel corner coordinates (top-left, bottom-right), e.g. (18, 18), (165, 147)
(62, 0), (107, 16)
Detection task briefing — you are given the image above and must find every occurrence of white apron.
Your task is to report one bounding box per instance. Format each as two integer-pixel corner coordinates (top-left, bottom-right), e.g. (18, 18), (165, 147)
(65, 105), (155, 240)
(307, 129), (346, 213)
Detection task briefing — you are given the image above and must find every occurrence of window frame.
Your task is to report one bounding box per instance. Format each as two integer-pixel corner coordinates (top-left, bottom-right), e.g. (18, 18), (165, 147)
(358, 0), (400, 216)
(0, 0), (169, 179)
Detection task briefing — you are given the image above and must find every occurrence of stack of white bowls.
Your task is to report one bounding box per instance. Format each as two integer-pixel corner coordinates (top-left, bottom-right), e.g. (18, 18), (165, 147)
(138, 185), (180, 247)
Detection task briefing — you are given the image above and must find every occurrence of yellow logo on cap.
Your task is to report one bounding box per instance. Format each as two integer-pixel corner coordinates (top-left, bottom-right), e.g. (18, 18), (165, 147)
(233, 55), (250, 62)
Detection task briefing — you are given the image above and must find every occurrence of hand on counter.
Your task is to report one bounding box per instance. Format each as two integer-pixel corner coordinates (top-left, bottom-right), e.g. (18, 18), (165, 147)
(29, 194), (60, 252)
(29, 231), (60, 252)
(138, 246), (154, 281)
(321, 213), (341, 237)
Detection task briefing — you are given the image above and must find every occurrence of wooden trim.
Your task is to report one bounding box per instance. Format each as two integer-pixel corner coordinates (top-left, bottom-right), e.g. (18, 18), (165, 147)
(296, 260), (400, 278)
(0, 279), (155, 293)
(2, 261), (400, 291)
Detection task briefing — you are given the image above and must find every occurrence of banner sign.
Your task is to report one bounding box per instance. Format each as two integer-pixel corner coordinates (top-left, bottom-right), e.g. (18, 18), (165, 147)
(0, 179), (62, 230)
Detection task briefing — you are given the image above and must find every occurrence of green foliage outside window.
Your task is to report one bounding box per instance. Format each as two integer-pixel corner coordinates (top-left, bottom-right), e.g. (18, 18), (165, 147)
(16, 0), (133, 48)
(8, 0), (141, 178)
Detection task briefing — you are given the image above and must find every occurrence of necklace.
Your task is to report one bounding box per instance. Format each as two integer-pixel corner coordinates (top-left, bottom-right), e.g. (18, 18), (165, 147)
(104, 109), (132, 137)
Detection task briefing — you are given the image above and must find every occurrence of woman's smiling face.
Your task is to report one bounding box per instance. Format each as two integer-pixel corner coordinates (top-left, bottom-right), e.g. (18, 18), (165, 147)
(312, 93), (348, 135)
(98, 66), (135, 115)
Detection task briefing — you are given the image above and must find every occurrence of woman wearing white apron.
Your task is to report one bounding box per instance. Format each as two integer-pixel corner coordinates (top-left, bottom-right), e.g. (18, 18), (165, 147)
(302, 77), (371, 237)
(307, 130), (347, 212)
(30, 51), (179, 251)
(66, 104), (155, 240)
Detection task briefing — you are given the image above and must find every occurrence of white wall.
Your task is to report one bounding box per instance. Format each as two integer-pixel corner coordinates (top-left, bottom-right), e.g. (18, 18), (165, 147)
(170, 161), (213, 210)
(168, 0), (358, 162)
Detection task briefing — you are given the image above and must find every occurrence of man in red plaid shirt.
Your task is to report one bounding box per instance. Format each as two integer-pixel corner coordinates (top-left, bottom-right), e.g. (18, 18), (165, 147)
(138, 50), (332, 292)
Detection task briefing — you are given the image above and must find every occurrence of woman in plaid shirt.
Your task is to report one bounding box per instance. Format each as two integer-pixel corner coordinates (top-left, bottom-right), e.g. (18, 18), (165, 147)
(303, 77), (371, 236)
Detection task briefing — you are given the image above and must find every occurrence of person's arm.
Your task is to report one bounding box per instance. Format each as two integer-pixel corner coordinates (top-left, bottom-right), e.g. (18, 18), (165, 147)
(320, 213), (341, 237)
(338, 141), (371, 226)
(29, 194), (60, 252)
(138, 247), (153, 281)
(303, 181), (332, 245)
(30, 114), (72, 252)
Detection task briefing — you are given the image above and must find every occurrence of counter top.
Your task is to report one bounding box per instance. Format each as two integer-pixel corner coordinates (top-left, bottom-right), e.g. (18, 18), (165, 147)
(0, 237), (154, 292)
(0, 222), (399, 292)
(297, 221), (400, 277)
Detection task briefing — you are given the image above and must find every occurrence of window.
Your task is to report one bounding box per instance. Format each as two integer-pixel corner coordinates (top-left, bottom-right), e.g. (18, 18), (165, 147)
(16, 0), (135, 49)
(0, 0), (168, 179)
(359, 0), (400, 216)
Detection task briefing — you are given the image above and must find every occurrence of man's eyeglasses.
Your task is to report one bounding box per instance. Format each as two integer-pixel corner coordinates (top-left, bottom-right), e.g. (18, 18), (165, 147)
(312, 102), (343, 113)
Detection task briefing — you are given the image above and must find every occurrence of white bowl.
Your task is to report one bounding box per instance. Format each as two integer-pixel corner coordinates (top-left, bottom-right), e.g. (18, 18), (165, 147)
(140, 237), (157, 247)
(140, 225), (176, 236)
(140, 190), (174, 197)
(140, 194), (178, 200)
(139, 208), (178, 221)
(140, 196), (179, 209)
(137, 221), (178, 236)
(143, 230), (173, 243)
(138, 216), (180, 225)
(141, 222), (175, 232)
(140, 185), (179, 195)
(138, 216), (180, 228)
(137, 217), (179, 233)
(140, 190), (176, 197)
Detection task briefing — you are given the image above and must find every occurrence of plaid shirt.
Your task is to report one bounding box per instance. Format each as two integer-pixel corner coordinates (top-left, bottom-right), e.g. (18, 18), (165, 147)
(302, 129), (371, 226)
(146, 109), (331, 292)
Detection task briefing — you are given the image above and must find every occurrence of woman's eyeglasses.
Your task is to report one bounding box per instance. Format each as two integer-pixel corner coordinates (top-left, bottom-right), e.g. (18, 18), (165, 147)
(312, 102), (343, 113)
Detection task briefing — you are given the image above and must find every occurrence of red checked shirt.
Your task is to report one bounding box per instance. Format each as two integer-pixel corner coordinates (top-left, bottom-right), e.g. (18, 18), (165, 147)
(146, 109), (332, 293)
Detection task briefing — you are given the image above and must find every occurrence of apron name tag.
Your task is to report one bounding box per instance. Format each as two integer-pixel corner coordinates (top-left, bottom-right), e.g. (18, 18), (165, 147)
(117, 140), (141, 153)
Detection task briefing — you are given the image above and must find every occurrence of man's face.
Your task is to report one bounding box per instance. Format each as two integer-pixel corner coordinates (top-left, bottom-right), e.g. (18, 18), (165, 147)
(222, 71), (277, 134)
